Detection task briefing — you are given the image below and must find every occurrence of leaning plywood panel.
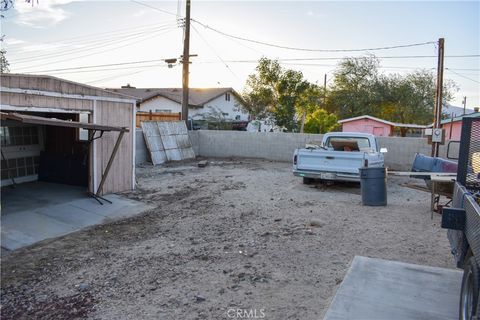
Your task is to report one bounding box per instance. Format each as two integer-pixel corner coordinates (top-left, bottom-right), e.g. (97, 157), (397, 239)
(157, 121), (195, 161)
(141, 121), (167, 165)
(141, 121), (195, 164)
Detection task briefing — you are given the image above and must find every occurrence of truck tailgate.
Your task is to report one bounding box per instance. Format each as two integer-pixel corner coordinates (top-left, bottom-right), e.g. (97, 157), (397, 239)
(297, 149), (365, 174)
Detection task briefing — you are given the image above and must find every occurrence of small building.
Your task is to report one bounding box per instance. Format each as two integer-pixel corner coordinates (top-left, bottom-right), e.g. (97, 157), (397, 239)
(442, 111), (480, 140)
(110, 86), (249, 121)
(1, 74), (137, 196)
(338, 115), (428, 137)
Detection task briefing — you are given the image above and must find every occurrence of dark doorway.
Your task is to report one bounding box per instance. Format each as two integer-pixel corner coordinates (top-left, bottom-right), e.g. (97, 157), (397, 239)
(38, 113), (89, 187)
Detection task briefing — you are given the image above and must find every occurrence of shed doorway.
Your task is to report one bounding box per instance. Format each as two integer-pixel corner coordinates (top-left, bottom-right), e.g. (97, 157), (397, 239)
(1, 112), (90, 189)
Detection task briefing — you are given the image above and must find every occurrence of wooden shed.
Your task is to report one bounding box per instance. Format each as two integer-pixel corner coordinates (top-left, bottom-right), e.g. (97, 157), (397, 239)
(0, 74), (137, 196)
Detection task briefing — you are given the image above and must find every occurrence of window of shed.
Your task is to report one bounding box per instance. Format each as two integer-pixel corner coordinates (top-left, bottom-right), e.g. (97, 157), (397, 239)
(225, 93), (231, 101)
(78, 113), (89, 141)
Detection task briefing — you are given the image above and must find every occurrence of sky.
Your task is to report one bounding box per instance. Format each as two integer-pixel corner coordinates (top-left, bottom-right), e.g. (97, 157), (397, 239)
(1, 0), (479, 108)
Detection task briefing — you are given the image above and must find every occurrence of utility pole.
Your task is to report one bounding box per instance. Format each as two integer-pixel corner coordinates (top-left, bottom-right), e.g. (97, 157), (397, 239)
(463, 96), (467, 115)
(431, 38), (444, 157)
(181, 0), (191, 126)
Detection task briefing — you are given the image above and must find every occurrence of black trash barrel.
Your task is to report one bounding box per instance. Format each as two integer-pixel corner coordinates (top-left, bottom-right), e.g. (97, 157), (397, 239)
(359, 167), (387, 206)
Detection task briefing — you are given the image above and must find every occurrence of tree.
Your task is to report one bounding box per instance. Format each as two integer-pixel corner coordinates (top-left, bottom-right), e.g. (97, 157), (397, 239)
(0, 48), (9, 73)
(242, 57), (310, 131)
(326, 55), (380, 118)
(296, 83), (323, 132)
(377, 70), (457, 136)
(325, 55), (457, 136)
(303, 109), (339, 134)
(241, 58), (281, 119)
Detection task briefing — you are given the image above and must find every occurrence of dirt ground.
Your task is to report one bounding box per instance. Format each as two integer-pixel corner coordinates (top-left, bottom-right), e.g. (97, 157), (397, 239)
(1, 158), (455, 319)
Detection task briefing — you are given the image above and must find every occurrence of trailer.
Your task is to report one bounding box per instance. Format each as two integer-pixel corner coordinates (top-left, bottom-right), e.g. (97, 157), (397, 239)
(441, 115), (480, 320)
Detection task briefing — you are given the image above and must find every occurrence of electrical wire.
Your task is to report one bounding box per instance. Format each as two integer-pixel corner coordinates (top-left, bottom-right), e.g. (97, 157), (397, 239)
(192, 19), (436, 53)
(11, 22), (179, 64)
(85, 68), (151, 85)
(130, 0), (179, 17)
(5, 19), (178, 50)
(191, 24), (240, 80)
(14, 27), (178, 72)
(20, 56), (479, 75)
(446, 68), (480, 84)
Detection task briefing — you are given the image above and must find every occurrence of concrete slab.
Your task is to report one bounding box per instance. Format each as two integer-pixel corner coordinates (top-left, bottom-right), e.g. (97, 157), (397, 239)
(1, 210), (77, 250)
(1, 183), (154, 251)
(323, 256), (463, 320)
(1, 181), (86, 214)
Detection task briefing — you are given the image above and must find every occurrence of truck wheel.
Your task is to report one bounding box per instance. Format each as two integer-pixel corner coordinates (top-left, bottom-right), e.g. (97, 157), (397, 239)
(460, 256), (480, 320)
(303, 177), (314, 185)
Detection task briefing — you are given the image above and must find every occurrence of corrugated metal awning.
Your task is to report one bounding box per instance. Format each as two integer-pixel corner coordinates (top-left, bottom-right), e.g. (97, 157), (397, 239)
(0, 112), (129, 132)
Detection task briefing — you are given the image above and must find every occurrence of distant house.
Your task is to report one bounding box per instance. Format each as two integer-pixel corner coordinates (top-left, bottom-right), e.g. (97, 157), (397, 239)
(338, 115), (428, 137)
(441, 111), (480, 140)
(110, 86), (249, 121)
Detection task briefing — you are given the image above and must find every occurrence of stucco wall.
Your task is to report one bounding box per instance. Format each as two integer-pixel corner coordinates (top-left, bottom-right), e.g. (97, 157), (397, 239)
(443, 121), (462, 140)
(196, 95), (249, 121)
(138, 94), (248, 121)
(139, 96), (182, 113)
(341, 118), (392, 136)
(136, 130), (455, 171)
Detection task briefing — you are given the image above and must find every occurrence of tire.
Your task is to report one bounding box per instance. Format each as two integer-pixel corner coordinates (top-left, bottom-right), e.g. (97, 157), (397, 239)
(460, 256), (480, 320)
(303, 177), (314, 185)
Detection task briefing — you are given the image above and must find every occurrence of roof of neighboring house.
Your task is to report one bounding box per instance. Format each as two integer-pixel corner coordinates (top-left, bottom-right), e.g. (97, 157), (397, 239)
(441, 112), (480, 125)
(338, 115), (395, 126)
(108, 87), (241, 107)
(443, 104), (475, 118)
(338, 115), (428, 129)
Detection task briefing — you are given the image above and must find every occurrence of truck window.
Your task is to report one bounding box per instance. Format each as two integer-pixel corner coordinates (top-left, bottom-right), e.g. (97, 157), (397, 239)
(326, 137), (371, 152)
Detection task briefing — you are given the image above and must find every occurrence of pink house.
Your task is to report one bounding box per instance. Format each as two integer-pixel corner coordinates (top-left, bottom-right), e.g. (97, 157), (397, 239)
(338, 115), (428, 137)
(442, 112), (480, 140)
(339, 115), (393, 136)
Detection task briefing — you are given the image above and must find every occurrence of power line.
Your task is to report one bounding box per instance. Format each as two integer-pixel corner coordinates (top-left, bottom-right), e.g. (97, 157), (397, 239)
(14, 27), (178, 72)
(11, 22), (179, 65)
(5, 19), (178, 50)
(21, 55), (479, 75)
(192, 19), (436, 53)
(22, 59), (167, 73)
(446, 68), (480, 84)
(130, 0), (179, 17)
(85, 68), (151, 85)
(192, 24), (240, 80)
(131, 0), (441, 54)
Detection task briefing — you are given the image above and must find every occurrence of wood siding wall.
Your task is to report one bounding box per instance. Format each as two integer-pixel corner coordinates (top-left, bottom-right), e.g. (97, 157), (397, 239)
(1, 74), (134, 195)
(95, 101), (133, 194)
(136, 111), (181, 127)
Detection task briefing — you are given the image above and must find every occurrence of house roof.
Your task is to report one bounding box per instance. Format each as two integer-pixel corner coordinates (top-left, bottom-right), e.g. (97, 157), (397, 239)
(443, 104), (475, 118)
(338, 115), (428, 129)
(338, 115), (395, 126)
(108, 87), (240, 107)
(441, 112), (480, 125)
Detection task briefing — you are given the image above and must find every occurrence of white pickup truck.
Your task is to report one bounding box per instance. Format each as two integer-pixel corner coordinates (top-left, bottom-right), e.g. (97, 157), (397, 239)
(293, 132), (387, 183)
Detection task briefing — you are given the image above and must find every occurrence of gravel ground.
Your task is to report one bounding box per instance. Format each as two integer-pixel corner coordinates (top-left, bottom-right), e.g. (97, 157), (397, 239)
(1, 158), (455, 319)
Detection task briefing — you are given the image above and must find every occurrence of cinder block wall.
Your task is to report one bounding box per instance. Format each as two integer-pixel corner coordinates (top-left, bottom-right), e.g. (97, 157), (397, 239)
(188, 130), (453, 171)
(137, 129), (454, 170)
